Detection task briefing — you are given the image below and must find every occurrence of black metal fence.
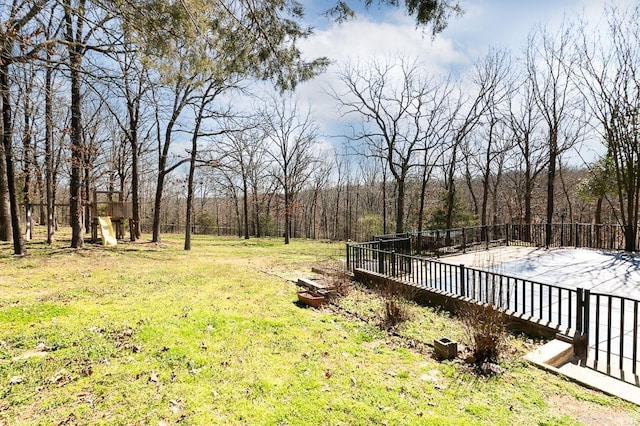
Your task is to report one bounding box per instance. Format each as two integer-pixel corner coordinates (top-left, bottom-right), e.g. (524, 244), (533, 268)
(369, 223), (636, 258)
(509, 223), (629, 251)
(411, 225), (510, 256)
(346, 243), (582, 330)
(589, 292), (640, 375)
(346, 234), (640, 381)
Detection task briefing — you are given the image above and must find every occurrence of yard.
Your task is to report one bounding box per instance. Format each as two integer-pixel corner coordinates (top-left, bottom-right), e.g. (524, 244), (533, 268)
(0, 234), (638, 425)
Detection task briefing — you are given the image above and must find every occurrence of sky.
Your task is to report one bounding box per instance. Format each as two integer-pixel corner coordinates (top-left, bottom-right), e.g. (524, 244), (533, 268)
(292, 0), (621, 163)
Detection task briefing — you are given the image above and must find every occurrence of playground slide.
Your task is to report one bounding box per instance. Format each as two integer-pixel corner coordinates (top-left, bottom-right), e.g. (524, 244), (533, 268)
(98, 216), (117, 246)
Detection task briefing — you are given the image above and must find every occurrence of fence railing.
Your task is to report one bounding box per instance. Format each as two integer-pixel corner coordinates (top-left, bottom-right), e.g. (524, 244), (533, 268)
(589, 292), (640, 375)
(509, 223), (629, 251)
(411, 225), (509, 256)
(369, 222), (636, 258)
(347, 244), (581, 331)
(347, 238), (640, 382)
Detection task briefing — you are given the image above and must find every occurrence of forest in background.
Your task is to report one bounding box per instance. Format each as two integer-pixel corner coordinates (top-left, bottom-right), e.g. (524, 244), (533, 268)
(1, 1), (639, 252)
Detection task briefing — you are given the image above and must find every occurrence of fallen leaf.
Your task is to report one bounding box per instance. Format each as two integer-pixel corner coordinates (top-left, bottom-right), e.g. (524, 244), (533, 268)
(324, 369), (332, 378)
(169, 400), (181, 414)
(149, 372), (159, 383)
(9, 375), (23, 385)
(49, 370), (67, 384)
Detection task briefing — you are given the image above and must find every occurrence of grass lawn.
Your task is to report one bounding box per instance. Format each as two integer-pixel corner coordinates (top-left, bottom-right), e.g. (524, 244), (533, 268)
(1, 231), (639, 425)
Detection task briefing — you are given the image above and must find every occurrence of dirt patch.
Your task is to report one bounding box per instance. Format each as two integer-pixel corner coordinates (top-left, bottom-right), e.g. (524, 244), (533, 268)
(546, 393), (637, 425)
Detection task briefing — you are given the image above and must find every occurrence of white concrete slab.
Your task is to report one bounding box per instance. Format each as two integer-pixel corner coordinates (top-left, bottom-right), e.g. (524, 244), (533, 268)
(441, 246), (640, 299)
(526, 339), (640, 406)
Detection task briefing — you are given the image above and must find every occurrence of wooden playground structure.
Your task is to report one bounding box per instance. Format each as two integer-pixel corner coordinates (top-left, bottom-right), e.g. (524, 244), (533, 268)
(89, 189), (132, 243)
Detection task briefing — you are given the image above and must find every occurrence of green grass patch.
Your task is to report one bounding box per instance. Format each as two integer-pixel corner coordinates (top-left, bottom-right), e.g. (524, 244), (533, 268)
(0, 232), (638, 425)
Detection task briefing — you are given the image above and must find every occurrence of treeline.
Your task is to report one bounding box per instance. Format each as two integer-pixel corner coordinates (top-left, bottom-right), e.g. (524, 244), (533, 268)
(0, 0), (459, 254)
(2, 2), (640, 253)
(135, 162), (597, 244)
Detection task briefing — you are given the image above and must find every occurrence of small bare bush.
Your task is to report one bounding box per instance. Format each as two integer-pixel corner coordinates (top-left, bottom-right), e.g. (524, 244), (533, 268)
(460, 302), (506, 371)
(380, 296), (412, 330)
(374, 280), (417, 331)
(328, 270), (352, 298)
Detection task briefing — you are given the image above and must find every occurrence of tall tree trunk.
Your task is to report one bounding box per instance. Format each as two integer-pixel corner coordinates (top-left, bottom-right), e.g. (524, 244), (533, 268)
(45, 52), (55, 244)
(0, 127), (11, 242)
(0, 62), (25, 255)
(242, 177), (249, 240)
(417, 164), (430, 249)
(84, 166), (91, 234)
(252, 182), (260, 237)
(445, 142), (459, 231)
(151, 83), (190, 243)
(130, 123), (140, 240)
(395, 178), (405, 234)
(184, 115), (203, 250)
(545, 130), (557, 247)
(284, 187), (290, 244)
(22, 92), (33, 241)
(126, 80), (142, 240)
(66, 5), (85, 249)
(382, 167), (387, 234)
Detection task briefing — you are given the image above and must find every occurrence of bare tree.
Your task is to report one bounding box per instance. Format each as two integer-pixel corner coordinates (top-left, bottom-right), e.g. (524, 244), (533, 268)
(0, 0), (56, 254)
(15, 60), (39, 241)
(507, 72), (546, 232)
(465, 49), (513, 229)
(43, 2), (64, 244)
(94, 39), (154, 241)
(416, 75), (454, 234)
(334, 56), (438, 233)
(184, 79), (236, 251)
(577, 5), (640, 251)
(527, 23), (582, 247)
(262, 95), (320, 244)
(63, 0), (114, 248)
(149, 63), (195, 243)
(216, 121), (267, 240)
(440, 61), (499, 232)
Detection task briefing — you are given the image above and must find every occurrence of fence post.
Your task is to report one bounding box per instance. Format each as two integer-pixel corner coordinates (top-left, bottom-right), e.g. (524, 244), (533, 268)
(378, 249), (384, 274)
(391, 250), (396, 277)
(545, 223), (551, 248)
(505, 223), (510, 246)
(583, 289), (590, 345)
(576, 288), (584, 335)
(459, 264), (466, 297)
(574, 287), (590, 358)
(485, 225), (489, 250)
(575, 222), (579, 248)
(346, 243), (351, 272)
(462, 228), (466, 253)
(436, 230), (440, 257)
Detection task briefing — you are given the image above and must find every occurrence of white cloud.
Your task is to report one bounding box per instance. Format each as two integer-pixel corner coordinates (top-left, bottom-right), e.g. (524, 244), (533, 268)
(293, 0), (634, 162)
(296, 13), (469, 137)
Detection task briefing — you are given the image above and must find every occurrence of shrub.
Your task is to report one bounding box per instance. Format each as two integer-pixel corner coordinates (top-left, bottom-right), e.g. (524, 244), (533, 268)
(460, 301), (506, 373)
(374, 280), (416, 331)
